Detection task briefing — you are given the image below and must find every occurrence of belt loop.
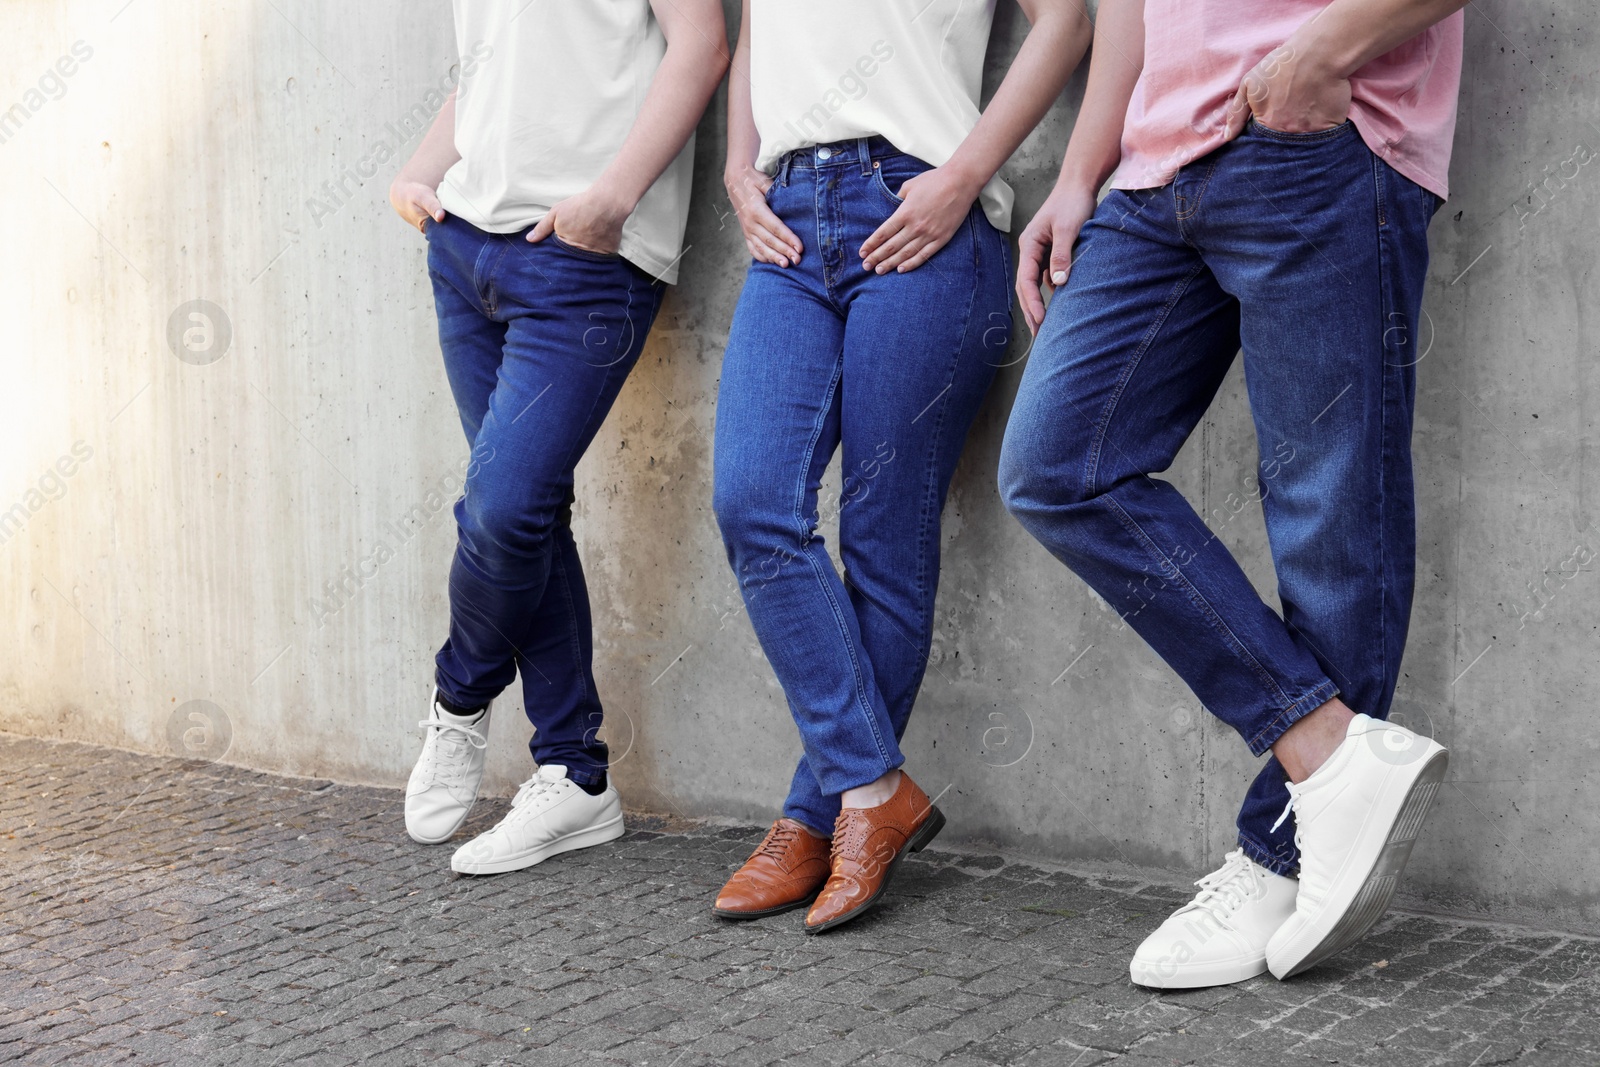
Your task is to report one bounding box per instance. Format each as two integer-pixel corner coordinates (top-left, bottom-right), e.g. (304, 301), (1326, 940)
(779, 152), (791, 186)
(858, 137), (872, 176)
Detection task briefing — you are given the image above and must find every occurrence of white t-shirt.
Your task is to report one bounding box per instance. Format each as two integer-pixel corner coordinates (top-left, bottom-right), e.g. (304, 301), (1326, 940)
(749, 0), (1011, 232)
(438, 0), (695, 283)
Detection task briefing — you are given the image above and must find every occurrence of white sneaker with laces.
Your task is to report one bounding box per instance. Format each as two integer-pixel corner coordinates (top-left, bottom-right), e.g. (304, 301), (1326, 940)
(404, 692), (492, 845)
(1266, 713), (1448, 979)
(1129, 849), (1299, 988)
(450, 764), (624, 875)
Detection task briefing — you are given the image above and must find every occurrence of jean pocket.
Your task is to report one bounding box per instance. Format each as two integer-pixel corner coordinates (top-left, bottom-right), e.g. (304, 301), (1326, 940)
(551, 234), (622, 261)
(1248, 117), (1354, 143)
(871, 155), (930, 207)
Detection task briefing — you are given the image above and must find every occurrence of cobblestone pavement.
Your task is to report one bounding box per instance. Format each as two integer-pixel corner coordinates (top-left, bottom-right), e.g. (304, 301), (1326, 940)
(3, 735), (1597, 1067)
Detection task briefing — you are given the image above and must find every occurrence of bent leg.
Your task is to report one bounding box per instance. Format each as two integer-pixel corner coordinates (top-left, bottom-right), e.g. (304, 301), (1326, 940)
(1001, 188), (1339, 785)
(435, 233), (662, 784)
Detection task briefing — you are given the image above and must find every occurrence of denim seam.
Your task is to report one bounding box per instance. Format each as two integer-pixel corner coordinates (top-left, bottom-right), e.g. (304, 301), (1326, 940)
(1083, 261), (1306, 717)
(1371, 153), (1394, 706)
(1244, 679), (1339, 756)
(790, 351), (894, 776)
(1174, 159), (1220, 227)
(1104, 490), (1307, 721)
(551, 534), (591, 708)
(913, 210), (982, 609)
(1248, 118), (1354, 144)
(1083, 261), (1204, 497)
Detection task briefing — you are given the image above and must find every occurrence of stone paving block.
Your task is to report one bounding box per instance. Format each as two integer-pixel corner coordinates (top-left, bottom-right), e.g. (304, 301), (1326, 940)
(2, 734), (1598, 1067)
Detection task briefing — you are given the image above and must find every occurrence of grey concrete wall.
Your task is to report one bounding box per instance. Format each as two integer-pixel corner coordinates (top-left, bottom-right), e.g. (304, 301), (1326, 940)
(3, 2), (1596, 931)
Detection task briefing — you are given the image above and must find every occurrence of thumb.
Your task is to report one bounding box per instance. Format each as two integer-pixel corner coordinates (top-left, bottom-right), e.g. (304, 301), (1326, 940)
(1223, 81), (1251, 140)
(527, 211), (555, 243)
(1047, 238), (1073, 291)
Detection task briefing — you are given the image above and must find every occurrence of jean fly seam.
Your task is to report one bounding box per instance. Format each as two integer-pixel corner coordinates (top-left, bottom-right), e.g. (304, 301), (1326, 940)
(1174, 158), (1220, 229)
(790, 349), (894, 775)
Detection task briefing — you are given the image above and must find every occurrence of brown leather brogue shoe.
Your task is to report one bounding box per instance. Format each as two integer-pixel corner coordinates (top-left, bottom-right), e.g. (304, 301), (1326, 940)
(805, 772), (945, 933)
(712, 818), (832, 919)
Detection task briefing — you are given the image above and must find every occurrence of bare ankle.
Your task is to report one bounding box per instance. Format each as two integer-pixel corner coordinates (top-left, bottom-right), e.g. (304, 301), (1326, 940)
(841, 769), (901, 810)
(1273, 698), (1356, 783)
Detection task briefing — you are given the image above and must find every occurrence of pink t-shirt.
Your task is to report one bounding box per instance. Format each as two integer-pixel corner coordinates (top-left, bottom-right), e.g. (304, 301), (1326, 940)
(1111, 2), (1463, 199)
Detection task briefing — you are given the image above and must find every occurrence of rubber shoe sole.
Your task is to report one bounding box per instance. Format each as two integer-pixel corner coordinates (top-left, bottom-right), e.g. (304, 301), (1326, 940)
(804, 806), (945, 935)
(1132, 954), (1268, 990)
(1268, 748), (1448, 979)
(450, 814), (625, 876)
(406, 803), (474, 846)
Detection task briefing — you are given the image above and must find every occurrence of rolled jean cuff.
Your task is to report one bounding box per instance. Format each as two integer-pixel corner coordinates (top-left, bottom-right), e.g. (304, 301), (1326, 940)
(1238, 830), (1299, 878)
(559, 764), (608, 788)
(1243, 679), (1339, 757)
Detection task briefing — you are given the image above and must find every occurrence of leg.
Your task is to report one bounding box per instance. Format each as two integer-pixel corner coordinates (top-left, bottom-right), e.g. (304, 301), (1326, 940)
(782, 205), (1012, 833)
(1197, 124), (1439, 873)
(714, 255), (903, 821)
(433, 224), (662, 784)
(1000, 186), (1340, 799)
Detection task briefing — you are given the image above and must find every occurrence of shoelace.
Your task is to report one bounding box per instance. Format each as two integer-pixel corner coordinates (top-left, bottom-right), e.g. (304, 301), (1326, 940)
(754, 822), (801, 860)
(1179, 849), (1259, 922)
(415, 717), (488, 783)
(510, 773), (564, 811)
(1269, 782), (1303, 855)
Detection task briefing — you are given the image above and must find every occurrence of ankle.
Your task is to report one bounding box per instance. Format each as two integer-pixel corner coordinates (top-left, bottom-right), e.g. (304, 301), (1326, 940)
(1274, 698), (1356, 783)
(840, 769), (901, 810)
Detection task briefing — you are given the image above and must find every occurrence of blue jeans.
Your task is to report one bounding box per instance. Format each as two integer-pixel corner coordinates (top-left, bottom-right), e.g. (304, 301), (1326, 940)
(1000, 121), (1440, 874)
(425, 215), (665, 786)
(714, 137), (1012, 836)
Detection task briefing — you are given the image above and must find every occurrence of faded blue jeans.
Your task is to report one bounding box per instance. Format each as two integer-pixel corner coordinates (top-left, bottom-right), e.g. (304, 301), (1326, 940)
(426, 215), (665, 785)
(1000, 120), (1440, 874)
(714, 137), (1012, 836)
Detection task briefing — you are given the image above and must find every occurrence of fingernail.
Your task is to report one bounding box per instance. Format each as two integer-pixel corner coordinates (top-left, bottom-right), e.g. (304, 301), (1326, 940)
(1052, 271), (1067, 285)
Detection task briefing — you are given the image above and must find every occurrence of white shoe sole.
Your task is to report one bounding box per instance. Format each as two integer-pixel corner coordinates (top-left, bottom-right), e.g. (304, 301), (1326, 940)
(1268, 747), (1448, 979)
(450, 813), (626, 875)
(1131, 955), (1267, 990)
(406, 801), (474, 846)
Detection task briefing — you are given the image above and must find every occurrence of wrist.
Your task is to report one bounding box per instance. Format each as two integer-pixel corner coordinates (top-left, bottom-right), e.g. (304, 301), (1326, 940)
(1287, 17), (1363, 79)
(587, 174), (640, 220)
(939, 155), (991, 201)
(724, 162), (760, 192)
(1055, 162), (1107, 201)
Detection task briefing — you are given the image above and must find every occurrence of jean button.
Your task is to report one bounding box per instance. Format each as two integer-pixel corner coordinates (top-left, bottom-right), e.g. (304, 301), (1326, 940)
(816, 146), (833, 160)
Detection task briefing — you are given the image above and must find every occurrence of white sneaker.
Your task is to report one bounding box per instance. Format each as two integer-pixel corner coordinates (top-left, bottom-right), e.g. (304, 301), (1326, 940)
(404, 692), (492, 845)
(1129, 849), (1298, 989)
(450, 764), (624, 875)
(1266, 713), (1448, 979)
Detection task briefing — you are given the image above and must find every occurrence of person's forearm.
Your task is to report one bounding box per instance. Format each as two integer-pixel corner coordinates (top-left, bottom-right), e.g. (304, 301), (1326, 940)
(396, 91), (461, 188)
(1291, 0), (1468, 77)
(724, 0), (762, 183)
(1055, 0), (1144, 194)
(593, 6), (730, 212)
(942, 0), (1093, 199)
